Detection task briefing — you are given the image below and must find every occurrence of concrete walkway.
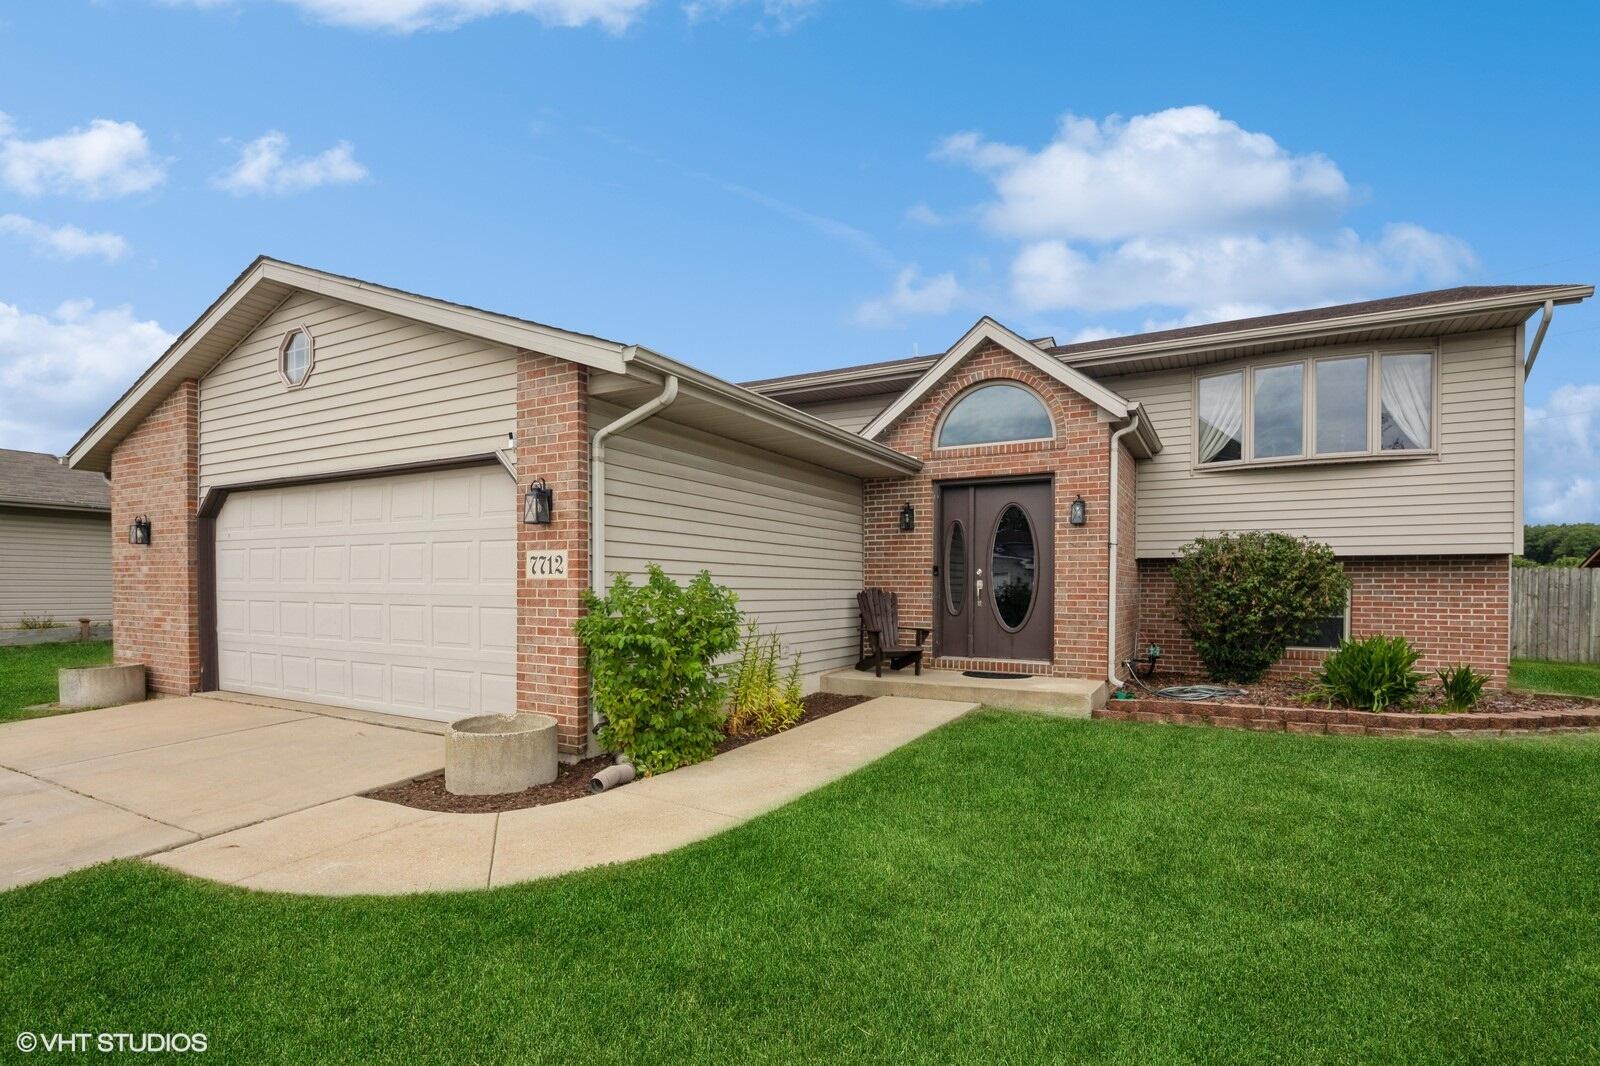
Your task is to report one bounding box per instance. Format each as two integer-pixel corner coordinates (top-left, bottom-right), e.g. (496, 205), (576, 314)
(153, 695), (974, 895)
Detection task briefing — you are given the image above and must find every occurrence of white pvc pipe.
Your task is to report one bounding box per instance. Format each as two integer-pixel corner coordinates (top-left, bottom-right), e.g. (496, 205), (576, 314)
(1106, 415), (1141, 687)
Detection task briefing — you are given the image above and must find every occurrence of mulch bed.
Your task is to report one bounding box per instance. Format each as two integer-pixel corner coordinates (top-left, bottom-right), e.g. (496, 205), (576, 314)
(1107, 672), (1600, 737)
(363, 692), (870, 814)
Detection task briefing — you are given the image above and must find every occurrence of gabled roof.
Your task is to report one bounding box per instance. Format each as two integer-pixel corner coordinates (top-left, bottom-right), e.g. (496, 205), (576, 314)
(0, 449), (110, 512)
(744, 283), (1593, 397)
(66, 257), (923, 480)
(860, 317), (1161, 457)
(67, 257), (636, 473)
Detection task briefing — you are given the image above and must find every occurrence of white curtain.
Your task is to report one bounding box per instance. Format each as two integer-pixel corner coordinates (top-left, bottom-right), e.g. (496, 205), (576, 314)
(1381, 353), (1432, 449)
(1198, 374), (1243, 462)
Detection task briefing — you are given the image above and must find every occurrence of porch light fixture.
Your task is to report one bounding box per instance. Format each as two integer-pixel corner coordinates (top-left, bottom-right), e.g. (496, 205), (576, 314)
(1069, 495), (1087, 526)
(128, 515), (152, 545)
(524, 479), (553, 525)
(898, 502), (915, 533)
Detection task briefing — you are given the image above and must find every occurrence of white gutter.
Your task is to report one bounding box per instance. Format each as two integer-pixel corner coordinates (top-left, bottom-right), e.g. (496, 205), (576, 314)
(591, 360), (679, 592)
(1107, 414), (1141, 688)
(1523, 299), (1555, 376)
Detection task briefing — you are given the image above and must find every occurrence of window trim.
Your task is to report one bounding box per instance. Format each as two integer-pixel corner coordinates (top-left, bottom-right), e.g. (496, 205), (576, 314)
(933, 380), (1056, 451)
(1289, 593), (1351, 652)
(1192, 342), (1439, 471)
(278, 325), (316, 390)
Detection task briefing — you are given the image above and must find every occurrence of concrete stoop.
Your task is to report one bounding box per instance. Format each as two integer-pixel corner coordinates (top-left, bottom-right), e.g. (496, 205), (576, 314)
(820, 667), (1106, 716)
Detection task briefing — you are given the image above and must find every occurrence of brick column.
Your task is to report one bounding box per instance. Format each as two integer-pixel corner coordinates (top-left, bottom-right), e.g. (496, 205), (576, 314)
(110, 380), (201, 695)
(515, 352), (592, 757)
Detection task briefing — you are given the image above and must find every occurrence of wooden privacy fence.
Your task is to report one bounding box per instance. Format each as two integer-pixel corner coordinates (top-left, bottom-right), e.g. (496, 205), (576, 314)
(1511, 567), (1600, 663)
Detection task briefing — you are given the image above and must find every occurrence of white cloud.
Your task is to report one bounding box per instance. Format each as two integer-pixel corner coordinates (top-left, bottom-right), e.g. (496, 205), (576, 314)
(878, 107), (1478, 328)
(904, 201), (947, 226)
(0, 215), (128, 262)
(1011, 224), (1476, 316)
(167, 0), (651, 32)
(215, 131), (368, 195)
(935, 106), (1351, 242)
(1526, 383), (1600, 522)
(682, 0), (819, 30)
(0, 299), (173, 454)
(0, 112), (166, 199)
(854, 266), (967, 327)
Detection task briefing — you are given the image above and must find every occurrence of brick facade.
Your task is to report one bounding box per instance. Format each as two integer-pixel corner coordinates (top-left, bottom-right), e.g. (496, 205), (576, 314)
(864, 342), (1135, 679)
(1137, 555), (1512, 687)
(110, 380), (201, 695)
(515, 353), (592, 757)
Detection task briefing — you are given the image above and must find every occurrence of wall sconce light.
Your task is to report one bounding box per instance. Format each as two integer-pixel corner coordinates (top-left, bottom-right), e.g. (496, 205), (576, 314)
(524, 479), (553, 525)
(129, 515), (152, 545)
(1069, 495), (1087, 526)
(899, 502), (915, 532)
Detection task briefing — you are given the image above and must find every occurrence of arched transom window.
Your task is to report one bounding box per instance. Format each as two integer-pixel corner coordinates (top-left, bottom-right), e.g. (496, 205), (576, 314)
(937, 383), (1053, 448)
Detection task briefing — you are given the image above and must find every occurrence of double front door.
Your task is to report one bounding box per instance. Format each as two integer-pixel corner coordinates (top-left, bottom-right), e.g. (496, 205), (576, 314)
(935, 480), (1053, 661)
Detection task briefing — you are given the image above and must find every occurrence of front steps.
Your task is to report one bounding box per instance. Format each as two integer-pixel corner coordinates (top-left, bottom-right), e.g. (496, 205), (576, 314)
(820, 667), (1106, 717)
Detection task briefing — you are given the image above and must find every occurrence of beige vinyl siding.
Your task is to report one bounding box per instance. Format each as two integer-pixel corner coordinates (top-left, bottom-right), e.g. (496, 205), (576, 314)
(199, 291), (517, 496)
(1105, 329), (1520, 557)
(0, 507), (112, 626)
(784, 395), (889, 435)
(595, 402), (865, 685)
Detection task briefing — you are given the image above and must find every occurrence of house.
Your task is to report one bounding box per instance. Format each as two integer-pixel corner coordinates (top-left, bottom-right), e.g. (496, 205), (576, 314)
(1583, 546), (1600, 569)
(0, 448), (113, 628)
(65, 258), (1591, 756)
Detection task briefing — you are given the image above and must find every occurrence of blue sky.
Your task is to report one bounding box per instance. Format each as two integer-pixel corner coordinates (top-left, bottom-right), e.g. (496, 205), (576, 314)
(1, 0), (1596, 521)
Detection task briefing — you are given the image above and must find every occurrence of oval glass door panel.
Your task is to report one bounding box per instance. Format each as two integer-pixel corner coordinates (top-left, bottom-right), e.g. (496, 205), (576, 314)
(990, 505), (1035, 630)
(945, 522), (966, 614)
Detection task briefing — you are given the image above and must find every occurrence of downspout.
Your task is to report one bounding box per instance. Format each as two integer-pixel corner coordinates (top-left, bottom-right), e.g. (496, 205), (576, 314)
(1106, 414), (1141, 690)
(587, 364), (679, 748)
(591, 366), (679, 592)
(1523, 299), (1555, 376)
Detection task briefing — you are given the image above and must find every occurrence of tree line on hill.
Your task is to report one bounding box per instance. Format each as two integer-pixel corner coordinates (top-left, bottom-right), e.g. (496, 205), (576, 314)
(1516, 524), (1600, 568)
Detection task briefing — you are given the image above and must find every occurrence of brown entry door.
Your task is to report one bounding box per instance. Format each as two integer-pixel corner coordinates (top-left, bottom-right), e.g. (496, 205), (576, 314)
(936, 480), (1053, 662)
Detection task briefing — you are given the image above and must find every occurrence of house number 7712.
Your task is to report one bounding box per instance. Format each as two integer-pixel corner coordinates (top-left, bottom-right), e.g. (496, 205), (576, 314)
(525, 550), (568, 580)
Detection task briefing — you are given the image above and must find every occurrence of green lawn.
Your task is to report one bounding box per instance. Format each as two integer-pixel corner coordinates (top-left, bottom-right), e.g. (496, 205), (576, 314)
(0, 640), (112, 722)
(3, 712), (1599, 1063)
(1512, 658), (1600, 699)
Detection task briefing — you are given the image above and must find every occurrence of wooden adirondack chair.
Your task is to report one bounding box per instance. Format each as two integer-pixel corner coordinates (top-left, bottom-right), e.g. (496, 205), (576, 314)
(856, 588), (929, 677)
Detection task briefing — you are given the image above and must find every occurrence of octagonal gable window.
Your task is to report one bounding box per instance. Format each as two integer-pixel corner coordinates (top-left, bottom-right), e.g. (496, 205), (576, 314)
(937, 383), (1053, 448)
(280, 327), (314, 388)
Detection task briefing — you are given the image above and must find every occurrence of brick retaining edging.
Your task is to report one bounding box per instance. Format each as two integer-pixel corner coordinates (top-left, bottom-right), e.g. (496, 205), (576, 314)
(1096, 699), (1600, 737)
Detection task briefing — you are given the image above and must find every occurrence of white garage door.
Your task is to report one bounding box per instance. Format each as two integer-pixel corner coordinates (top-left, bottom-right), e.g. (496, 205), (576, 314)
(214, 464), (516, 722)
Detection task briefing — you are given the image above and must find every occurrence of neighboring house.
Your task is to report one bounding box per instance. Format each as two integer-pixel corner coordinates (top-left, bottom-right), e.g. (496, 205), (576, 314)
(1583, 546), (1600, 569)
(65, 258), (1591, 755)
(0, 448), (113, 628)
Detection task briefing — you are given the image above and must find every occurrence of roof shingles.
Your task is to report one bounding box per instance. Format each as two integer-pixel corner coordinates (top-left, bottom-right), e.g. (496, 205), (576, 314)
(0, 449), (110, 511)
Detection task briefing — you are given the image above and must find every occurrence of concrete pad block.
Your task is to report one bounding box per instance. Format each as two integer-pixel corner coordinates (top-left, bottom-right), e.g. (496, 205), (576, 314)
(446, 713), (557, 795)
(821, 667), (1105, 715)
(0, 697), (308, 774)
(153, 797), (435, 885)
(492, 790), (736, 886)
(0, 769), (195, 890)
(39, 715), (443, 835)
(58, 664), (145, 710)
(235, 807), (498, 895)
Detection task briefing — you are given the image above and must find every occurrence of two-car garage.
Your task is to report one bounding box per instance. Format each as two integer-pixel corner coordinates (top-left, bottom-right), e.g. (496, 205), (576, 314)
(212, 464), (516, 723)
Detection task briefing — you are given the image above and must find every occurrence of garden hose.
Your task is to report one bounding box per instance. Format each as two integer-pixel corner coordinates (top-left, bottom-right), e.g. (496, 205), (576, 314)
(1120, 661), (1245, 702)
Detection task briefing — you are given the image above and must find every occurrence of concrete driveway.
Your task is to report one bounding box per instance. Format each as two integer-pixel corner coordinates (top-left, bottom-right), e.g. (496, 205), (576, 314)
(0, 696), (444, 890)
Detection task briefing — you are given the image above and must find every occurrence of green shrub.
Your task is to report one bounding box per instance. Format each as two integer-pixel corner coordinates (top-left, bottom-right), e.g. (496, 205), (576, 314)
(1435, 663), (1488, 711)
(576, 565), (741, 775)
(725, 623), (804, 737)
(1314, 635), (1425, 712)
(1169, 532), (1349, 683)
(17, 614), (62, 630)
